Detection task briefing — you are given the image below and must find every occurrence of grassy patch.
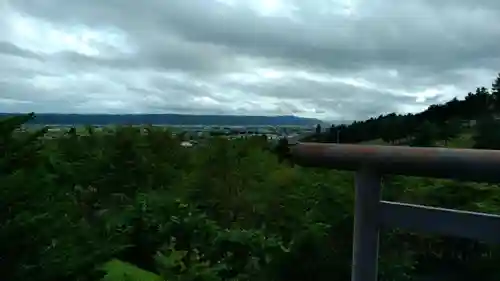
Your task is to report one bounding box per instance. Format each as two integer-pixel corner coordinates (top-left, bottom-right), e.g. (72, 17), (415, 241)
(101, 259), (163, 281)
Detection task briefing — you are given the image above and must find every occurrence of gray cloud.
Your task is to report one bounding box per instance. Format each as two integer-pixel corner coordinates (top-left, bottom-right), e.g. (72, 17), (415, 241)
(1, 0), (500, 120)
(0, 41), (41, 59)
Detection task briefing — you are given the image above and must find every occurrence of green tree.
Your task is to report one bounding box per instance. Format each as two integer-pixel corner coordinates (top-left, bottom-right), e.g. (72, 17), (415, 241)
(273, 137), (291, 163)
(315, 124), (322, 134)
(411, 121), (439, 147)
(327, 125), (342, 143)
(438, 118), (462, 146)
(492, 73), (500, 112)
(380, 114), (404, 144)
(473, 115), (500, 149)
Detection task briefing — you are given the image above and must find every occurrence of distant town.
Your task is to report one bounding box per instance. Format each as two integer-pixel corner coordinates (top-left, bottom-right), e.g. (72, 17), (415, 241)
(22, 124), (318, 146)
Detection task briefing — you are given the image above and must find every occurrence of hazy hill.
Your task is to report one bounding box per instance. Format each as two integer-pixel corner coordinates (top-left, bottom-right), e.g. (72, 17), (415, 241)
(0, 113), (322, 126)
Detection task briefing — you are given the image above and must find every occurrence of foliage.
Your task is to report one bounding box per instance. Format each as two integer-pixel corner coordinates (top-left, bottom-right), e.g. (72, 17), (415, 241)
(437, 118), (462, 146)
(315, 124), (322, 134)
(4, 78), (500, 281)
(411, 121), (439, 147)
(473, 115), (500, 149)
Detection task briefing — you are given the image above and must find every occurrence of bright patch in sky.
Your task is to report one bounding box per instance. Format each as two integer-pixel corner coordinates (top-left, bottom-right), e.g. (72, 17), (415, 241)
(192, 96), (221, 106)
(413, 85), (459, 103)
(256, 68), (286, 79)
(250, 0), (298, 18)
(256, 0), (282, 14)
(3, 8), (133, 57)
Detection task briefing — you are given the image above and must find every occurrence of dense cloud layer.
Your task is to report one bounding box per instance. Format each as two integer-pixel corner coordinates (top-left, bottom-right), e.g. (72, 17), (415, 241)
(1, 0), (499, 121)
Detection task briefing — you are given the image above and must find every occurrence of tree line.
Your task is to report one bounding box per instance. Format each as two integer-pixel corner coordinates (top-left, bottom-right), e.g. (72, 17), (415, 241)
(307, 73), (500, 148)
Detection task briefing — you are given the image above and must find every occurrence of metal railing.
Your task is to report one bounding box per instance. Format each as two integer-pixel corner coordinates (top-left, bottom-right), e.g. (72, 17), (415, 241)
(290, 142), (500, 281)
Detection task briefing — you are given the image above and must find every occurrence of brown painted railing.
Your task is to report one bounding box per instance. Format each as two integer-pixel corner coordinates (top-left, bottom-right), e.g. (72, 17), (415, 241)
(290, 143), (500, 281)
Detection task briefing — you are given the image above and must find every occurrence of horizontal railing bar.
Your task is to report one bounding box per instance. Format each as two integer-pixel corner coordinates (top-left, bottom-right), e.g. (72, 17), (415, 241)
(290, 143), (500, 183)
(379, 201), (500, 244)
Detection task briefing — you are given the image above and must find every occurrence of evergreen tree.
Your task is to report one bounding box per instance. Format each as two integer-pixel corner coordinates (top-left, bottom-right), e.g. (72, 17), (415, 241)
(492, 73), (500, 112)
(411, 121), (439, 147)
(315, 124), (322, 134)
(473, 115), (500, 150)
(438, 118), (462, 146)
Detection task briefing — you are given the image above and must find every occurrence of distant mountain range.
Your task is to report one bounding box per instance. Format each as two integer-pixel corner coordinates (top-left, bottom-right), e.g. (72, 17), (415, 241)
(0, 113), (322, 126)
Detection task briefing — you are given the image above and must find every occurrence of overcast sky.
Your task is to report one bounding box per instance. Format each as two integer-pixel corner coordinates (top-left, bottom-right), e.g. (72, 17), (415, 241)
(1, 0), (499, 121)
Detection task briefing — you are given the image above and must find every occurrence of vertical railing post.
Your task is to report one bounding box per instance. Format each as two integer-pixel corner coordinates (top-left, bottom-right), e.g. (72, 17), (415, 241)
(351, 169), (382, 281)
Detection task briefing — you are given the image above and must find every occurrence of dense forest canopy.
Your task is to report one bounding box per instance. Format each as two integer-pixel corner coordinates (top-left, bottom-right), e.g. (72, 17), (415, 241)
(2, 73), (500, 281)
